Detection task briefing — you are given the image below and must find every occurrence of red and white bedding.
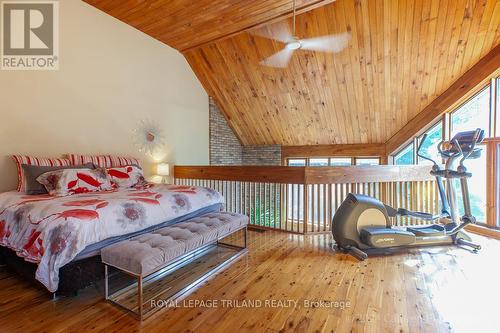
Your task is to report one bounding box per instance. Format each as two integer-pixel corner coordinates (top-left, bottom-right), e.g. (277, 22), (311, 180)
(0, 184), (224, 292)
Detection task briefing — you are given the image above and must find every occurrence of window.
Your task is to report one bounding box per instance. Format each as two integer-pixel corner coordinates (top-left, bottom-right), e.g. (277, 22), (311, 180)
(417, 122), (443, 165)
(309, 158), (329, 166)
(497, 78), (500, 136)
(288, 159), (306, 166)
(451, 86), (491, 137)
(287, 157), (377, 166)
(330, 158), (352, 166)
(355, 158), (380, 166)
(394, 143), (414, 165)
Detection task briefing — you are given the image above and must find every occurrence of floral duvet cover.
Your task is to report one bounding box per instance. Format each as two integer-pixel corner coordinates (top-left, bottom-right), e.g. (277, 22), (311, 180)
(0, 184), (224, 292)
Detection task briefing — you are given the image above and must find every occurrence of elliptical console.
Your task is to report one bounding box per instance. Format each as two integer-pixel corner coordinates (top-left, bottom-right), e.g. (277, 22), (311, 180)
(331, 129), (484, 260)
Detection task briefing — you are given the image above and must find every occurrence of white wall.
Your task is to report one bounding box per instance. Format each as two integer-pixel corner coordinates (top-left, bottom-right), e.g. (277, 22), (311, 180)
(0, 0), (209, 192)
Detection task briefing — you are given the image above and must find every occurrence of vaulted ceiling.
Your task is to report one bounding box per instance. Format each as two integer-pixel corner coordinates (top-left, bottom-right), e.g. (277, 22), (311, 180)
(85, 0), (500, 146)
(83, 0), (335, 51)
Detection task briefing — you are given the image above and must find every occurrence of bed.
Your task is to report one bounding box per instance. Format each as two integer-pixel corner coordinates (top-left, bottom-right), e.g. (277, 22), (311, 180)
(0, 184), (224, 293)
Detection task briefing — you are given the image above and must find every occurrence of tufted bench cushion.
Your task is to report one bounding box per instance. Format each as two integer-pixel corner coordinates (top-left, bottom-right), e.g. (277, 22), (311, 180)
(101, 212), (248, 276)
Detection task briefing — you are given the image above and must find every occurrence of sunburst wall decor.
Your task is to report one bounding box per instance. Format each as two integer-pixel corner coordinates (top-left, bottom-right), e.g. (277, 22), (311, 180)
(133, 119), (166, 156)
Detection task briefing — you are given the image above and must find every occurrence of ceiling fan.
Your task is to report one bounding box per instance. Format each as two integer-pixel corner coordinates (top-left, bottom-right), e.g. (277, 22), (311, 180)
(251, 0), (351, 68)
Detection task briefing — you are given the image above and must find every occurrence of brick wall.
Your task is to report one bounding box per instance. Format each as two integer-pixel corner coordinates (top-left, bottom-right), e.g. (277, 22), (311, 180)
(209, 97), (242, 165)
(242, 145), (282, 165)
(209, 98), (281, 166)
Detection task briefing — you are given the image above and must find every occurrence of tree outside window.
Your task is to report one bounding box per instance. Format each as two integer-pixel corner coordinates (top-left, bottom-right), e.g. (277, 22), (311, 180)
(451, 87), (490, 137)
(417, 122), (442, 165)
(394, 143), (414, 165)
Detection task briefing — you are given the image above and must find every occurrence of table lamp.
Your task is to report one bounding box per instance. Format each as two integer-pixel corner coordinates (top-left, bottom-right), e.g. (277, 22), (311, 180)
(157, 163), (170, 184)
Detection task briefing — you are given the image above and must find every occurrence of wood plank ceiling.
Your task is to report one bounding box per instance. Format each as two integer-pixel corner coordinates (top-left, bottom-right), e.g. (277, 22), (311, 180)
(85, 0), (500, 146)
(83, 0), (335, 51)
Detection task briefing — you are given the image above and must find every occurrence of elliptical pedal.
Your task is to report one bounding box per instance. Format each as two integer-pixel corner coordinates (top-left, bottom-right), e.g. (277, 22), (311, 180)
(406, 224), (446, 237)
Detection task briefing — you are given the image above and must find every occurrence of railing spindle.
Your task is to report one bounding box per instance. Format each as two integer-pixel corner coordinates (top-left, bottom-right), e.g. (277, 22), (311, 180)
(291, 184), (296, 232)
(283, 184), (288, 232)
(301, 184), (306, 234)
(323, 184), (327, 232)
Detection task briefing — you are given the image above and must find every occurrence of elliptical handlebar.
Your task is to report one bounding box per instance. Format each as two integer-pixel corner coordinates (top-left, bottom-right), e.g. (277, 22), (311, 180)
(437, 140), (462, 159)
(459, 128), (483, 168)
(437, 128), (485, 160)
(416, 133), (439, 168)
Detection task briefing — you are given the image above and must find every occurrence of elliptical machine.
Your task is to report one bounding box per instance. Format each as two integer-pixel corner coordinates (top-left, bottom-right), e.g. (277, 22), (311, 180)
(332, 129), (484, 260)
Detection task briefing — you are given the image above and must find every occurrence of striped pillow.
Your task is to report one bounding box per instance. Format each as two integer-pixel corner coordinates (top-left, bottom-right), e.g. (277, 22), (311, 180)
(109, 156), (141, 167)
(68, 154), (140, 168)
(12, 155), (71, 192)
(68, 154), (113, 168)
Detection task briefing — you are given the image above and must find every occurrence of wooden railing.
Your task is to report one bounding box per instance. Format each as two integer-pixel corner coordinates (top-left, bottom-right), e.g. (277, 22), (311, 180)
(174, 165), (439, 234)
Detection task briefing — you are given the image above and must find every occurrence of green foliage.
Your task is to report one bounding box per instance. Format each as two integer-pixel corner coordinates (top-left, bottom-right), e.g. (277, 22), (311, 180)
(250, 198), (280, 227)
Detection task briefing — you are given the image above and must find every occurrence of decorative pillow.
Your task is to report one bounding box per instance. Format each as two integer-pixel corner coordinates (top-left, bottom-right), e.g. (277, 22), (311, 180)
(22, 163), (95, 195)
(67, 154), (141, 168)
(107, 165), (146, 188)
(12, 155), (72, 192)
(109, 156), (141, 167)
(37, 168), (113, 196)
(67, 154), (113, 168)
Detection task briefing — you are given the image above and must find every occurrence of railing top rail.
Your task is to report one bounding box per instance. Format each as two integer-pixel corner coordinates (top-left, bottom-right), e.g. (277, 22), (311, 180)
(304, 165), (434, 184)
(174, 165), (435, 184)
(174, 166), (306, 183)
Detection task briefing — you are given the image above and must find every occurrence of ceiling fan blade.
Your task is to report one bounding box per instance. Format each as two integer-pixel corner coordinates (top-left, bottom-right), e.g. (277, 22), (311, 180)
(249, 22), (293, 44)
(260, 48), (294, 68)
(300, 32), (352, 53)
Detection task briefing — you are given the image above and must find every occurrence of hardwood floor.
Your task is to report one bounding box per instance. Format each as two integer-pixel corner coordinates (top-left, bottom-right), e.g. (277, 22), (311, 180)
(0, 230), (498, 333)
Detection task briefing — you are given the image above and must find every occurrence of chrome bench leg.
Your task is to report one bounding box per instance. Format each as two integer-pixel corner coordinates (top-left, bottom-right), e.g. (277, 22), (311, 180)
(104, 265), (109, 300)
(217, 227), (248, 250)
(244, 226), (247, 248)
(138, 276), (143, 321)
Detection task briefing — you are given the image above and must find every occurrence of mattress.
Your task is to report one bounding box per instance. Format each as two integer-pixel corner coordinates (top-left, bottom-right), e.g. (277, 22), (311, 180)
(0, 184), (224, 292)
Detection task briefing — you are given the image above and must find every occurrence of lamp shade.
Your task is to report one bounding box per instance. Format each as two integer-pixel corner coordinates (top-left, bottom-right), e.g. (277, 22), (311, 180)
(157, 163), (170, 176)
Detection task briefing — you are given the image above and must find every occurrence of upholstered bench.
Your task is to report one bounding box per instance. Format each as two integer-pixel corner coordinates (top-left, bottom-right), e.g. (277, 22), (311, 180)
(102, 212), (248, 320)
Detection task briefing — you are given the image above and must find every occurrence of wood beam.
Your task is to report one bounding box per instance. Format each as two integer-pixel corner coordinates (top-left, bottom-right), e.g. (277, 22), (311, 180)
(281, 143), (386, 160)
(386, 44), (500, 154)
(174, 166), (306, 184)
